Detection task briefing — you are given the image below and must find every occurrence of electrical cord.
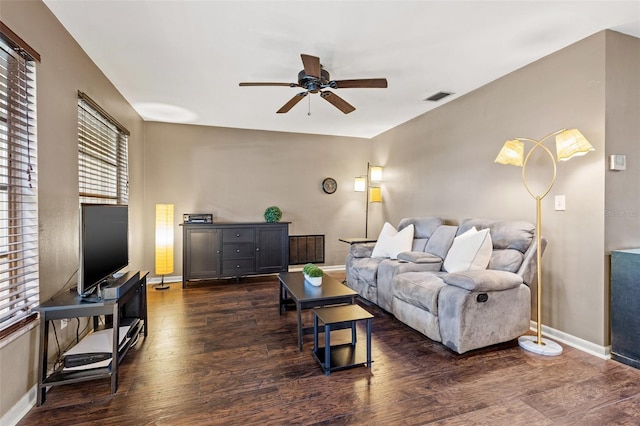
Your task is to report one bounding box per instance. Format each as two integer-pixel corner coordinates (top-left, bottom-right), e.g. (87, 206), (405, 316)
(51, 322), (62, 371)
(50, 268), (79, 300)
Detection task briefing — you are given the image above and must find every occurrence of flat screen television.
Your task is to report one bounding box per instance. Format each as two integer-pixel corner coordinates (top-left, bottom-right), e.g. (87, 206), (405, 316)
(78, 204), (129, 298)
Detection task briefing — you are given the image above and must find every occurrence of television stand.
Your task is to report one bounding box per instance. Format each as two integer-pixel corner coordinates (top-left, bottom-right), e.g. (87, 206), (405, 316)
(36, 271), (149, 406)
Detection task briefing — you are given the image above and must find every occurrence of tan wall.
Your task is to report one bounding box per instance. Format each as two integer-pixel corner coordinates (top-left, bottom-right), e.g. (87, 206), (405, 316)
(372, 30), (640, 347)
(143, 122), (371, 273)
(0, 0), (145, 420)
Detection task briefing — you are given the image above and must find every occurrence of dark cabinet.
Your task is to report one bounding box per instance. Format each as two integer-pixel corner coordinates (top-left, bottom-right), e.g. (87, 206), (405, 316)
(182, 222), (289, 288)
(256, 225), (289, 273)
(184, 226), (221, 280)
(611, 249), (640, 369)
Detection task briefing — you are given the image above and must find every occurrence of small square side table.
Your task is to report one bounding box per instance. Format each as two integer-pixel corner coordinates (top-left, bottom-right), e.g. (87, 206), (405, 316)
(312, 304), (373, 375)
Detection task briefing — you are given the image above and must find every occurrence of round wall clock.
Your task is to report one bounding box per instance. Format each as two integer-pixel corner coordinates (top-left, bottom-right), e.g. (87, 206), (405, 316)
(322, 177), (337, 194)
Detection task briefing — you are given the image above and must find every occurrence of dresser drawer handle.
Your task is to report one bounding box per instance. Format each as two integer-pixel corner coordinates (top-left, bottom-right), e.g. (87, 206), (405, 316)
(236, 249), (240, 253)
(236, 233), (240, 237)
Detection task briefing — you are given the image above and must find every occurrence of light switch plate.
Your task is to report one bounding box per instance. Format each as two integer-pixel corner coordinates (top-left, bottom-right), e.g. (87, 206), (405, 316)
(555, 195), (566, 211)
(609, 154), (626, 171)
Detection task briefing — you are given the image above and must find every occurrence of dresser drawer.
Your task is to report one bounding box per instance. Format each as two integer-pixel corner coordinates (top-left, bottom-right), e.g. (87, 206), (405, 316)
(223, 228), (255, 243)
(222, 243), (255, 260)
(222, 259), (255, 275)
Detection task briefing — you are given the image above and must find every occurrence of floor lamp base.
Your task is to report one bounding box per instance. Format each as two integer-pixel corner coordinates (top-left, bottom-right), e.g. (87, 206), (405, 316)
(154, 275), (170, 291)
(518, 335), (563, 356)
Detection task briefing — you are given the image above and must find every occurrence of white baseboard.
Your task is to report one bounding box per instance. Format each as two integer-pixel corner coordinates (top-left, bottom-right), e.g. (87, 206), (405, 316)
(1, 384), (36, 426)
(529, 321), (611, 360)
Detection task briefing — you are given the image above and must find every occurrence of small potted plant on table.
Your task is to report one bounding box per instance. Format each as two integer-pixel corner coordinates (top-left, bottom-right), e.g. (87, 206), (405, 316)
(264, 206), (282, 223)
(303, 263), (324, 286)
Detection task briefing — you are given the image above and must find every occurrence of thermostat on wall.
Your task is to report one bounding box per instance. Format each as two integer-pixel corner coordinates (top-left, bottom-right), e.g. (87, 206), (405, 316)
(609, 154), (626, 171)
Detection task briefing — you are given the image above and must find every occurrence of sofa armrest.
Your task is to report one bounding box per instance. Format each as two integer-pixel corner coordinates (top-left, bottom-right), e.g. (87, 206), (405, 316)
(397, 251), (442, 264)
(443, 270), (523, 292)
(349, 242), (376, 258)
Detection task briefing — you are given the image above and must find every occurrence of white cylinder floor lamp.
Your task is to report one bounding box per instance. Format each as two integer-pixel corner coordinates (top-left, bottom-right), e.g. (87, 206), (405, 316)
(155, 203), (174, 290)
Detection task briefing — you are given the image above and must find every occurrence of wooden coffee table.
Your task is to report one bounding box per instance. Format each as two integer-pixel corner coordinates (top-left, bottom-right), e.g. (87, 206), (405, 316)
(278, 271), (357, 351)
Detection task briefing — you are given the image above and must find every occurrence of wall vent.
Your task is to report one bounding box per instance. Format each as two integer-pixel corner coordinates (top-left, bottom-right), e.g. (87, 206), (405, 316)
(424, 91), (453, 102)
(289, 235), (325, 265)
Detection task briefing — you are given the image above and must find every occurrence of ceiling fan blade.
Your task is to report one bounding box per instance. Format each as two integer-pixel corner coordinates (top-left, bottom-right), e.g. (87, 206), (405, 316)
(239, 82), (298, 87)
(332, 78), (388, 89)
(276, 92), (308, 113)
(320, 91), (356, 114)
(301, 54), (321, 78)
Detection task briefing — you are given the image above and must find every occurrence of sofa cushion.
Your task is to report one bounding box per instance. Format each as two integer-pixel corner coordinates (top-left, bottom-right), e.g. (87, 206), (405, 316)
(488, 249), (524, 273)
(393, 271), (446, 315)
(443, 227), (492, 273)
(398, 217), (444, 252)
(372, 222), (414, 259)
(458, 219), (535, 272)
(424, 225), (458, 260)
(349, 242), (376, 258)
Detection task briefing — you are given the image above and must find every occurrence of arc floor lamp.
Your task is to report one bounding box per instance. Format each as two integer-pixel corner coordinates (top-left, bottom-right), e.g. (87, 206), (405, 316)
(355, 163), (383, 238)
(495, 128), (594, 356)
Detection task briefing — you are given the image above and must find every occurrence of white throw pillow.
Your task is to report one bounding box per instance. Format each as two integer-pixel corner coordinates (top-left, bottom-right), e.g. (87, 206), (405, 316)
(371, 222), (415, 259)
(443, 227), (493, 273)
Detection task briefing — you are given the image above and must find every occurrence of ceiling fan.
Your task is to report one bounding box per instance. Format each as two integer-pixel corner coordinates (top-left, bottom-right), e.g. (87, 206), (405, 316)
(239, 54), (388, 114)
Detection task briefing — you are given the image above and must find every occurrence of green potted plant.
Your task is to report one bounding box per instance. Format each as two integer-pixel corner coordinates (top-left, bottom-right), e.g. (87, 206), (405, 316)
(303, 263), (323, 286)
(264, 206), (282, 223)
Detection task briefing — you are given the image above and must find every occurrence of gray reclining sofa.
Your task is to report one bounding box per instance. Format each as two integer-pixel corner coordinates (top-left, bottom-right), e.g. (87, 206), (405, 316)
(345, 217), (544, 354)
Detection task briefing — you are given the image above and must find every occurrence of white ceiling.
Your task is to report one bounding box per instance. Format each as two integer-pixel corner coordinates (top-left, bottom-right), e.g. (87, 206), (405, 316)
(43, 0), (640, 139)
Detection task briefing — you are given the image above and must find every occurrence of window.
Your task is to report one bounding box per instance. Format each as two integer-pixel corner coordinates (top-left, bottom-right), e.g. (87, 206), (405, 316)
(78, 92), (129, 205)
(0, 23), (40, 337)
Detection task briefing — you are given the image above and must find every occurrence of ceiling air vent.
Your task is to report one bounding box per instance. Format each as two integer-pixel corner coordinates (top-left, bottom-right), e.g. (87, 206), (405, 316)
(424, 91), (453, 102)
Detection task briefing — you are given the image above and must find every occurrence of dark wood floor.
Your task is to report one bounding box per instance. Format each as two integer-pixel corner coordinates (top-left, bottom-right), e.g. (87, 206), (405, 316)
(20, 272), (640, 425)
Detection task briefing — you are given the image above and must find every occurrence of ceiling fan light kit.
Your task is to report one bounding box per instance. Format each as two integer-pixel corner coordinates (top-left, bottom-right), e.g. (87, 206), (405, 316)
(240, 53), (388, 114)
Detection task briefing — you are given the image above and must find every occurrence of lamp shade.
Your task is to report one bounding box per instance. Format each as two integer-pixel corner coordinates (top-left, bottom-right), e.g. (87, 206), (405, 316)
(495, 139), (525, 166)
(370, 166), (383, 182)
(555, 128), (594, 161)
(155, 204), (174, 275)
(369, 187), (382, 203)
(354, 176), (366, 192)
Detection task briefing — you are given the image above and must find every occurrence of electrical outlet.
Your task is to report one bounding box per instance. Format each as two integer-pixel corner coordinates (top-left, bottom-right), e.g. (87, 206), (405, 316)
(61, 318), (68, 330)
(555, 195), (566, 211)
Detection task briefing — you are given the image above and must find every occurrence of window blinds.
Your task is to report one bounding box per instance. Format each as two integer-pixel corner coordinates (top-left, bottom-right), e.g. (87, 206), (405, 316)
(78, 92), (129, 205)
(0, 34), (39, 336)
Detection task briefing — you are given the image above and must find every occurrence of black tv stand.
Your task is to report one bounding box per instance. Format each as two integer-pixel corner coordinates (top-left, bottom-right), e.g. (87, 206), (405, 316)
(36, 271), (149, 406)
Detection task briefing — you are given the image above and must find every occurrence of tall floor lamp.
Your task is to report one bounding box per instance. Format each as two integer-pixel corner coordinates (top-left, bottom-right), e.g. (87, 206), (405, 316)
(495, 128), (594, 356)
(354, 163), (383, 238)
(154, 203), (174, 290)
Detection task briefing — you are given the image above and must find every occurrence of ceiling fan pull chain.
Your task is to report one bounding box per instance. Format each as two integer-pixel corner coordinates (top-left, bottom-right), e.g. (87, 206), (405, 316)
(308, 93), (312, 116)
